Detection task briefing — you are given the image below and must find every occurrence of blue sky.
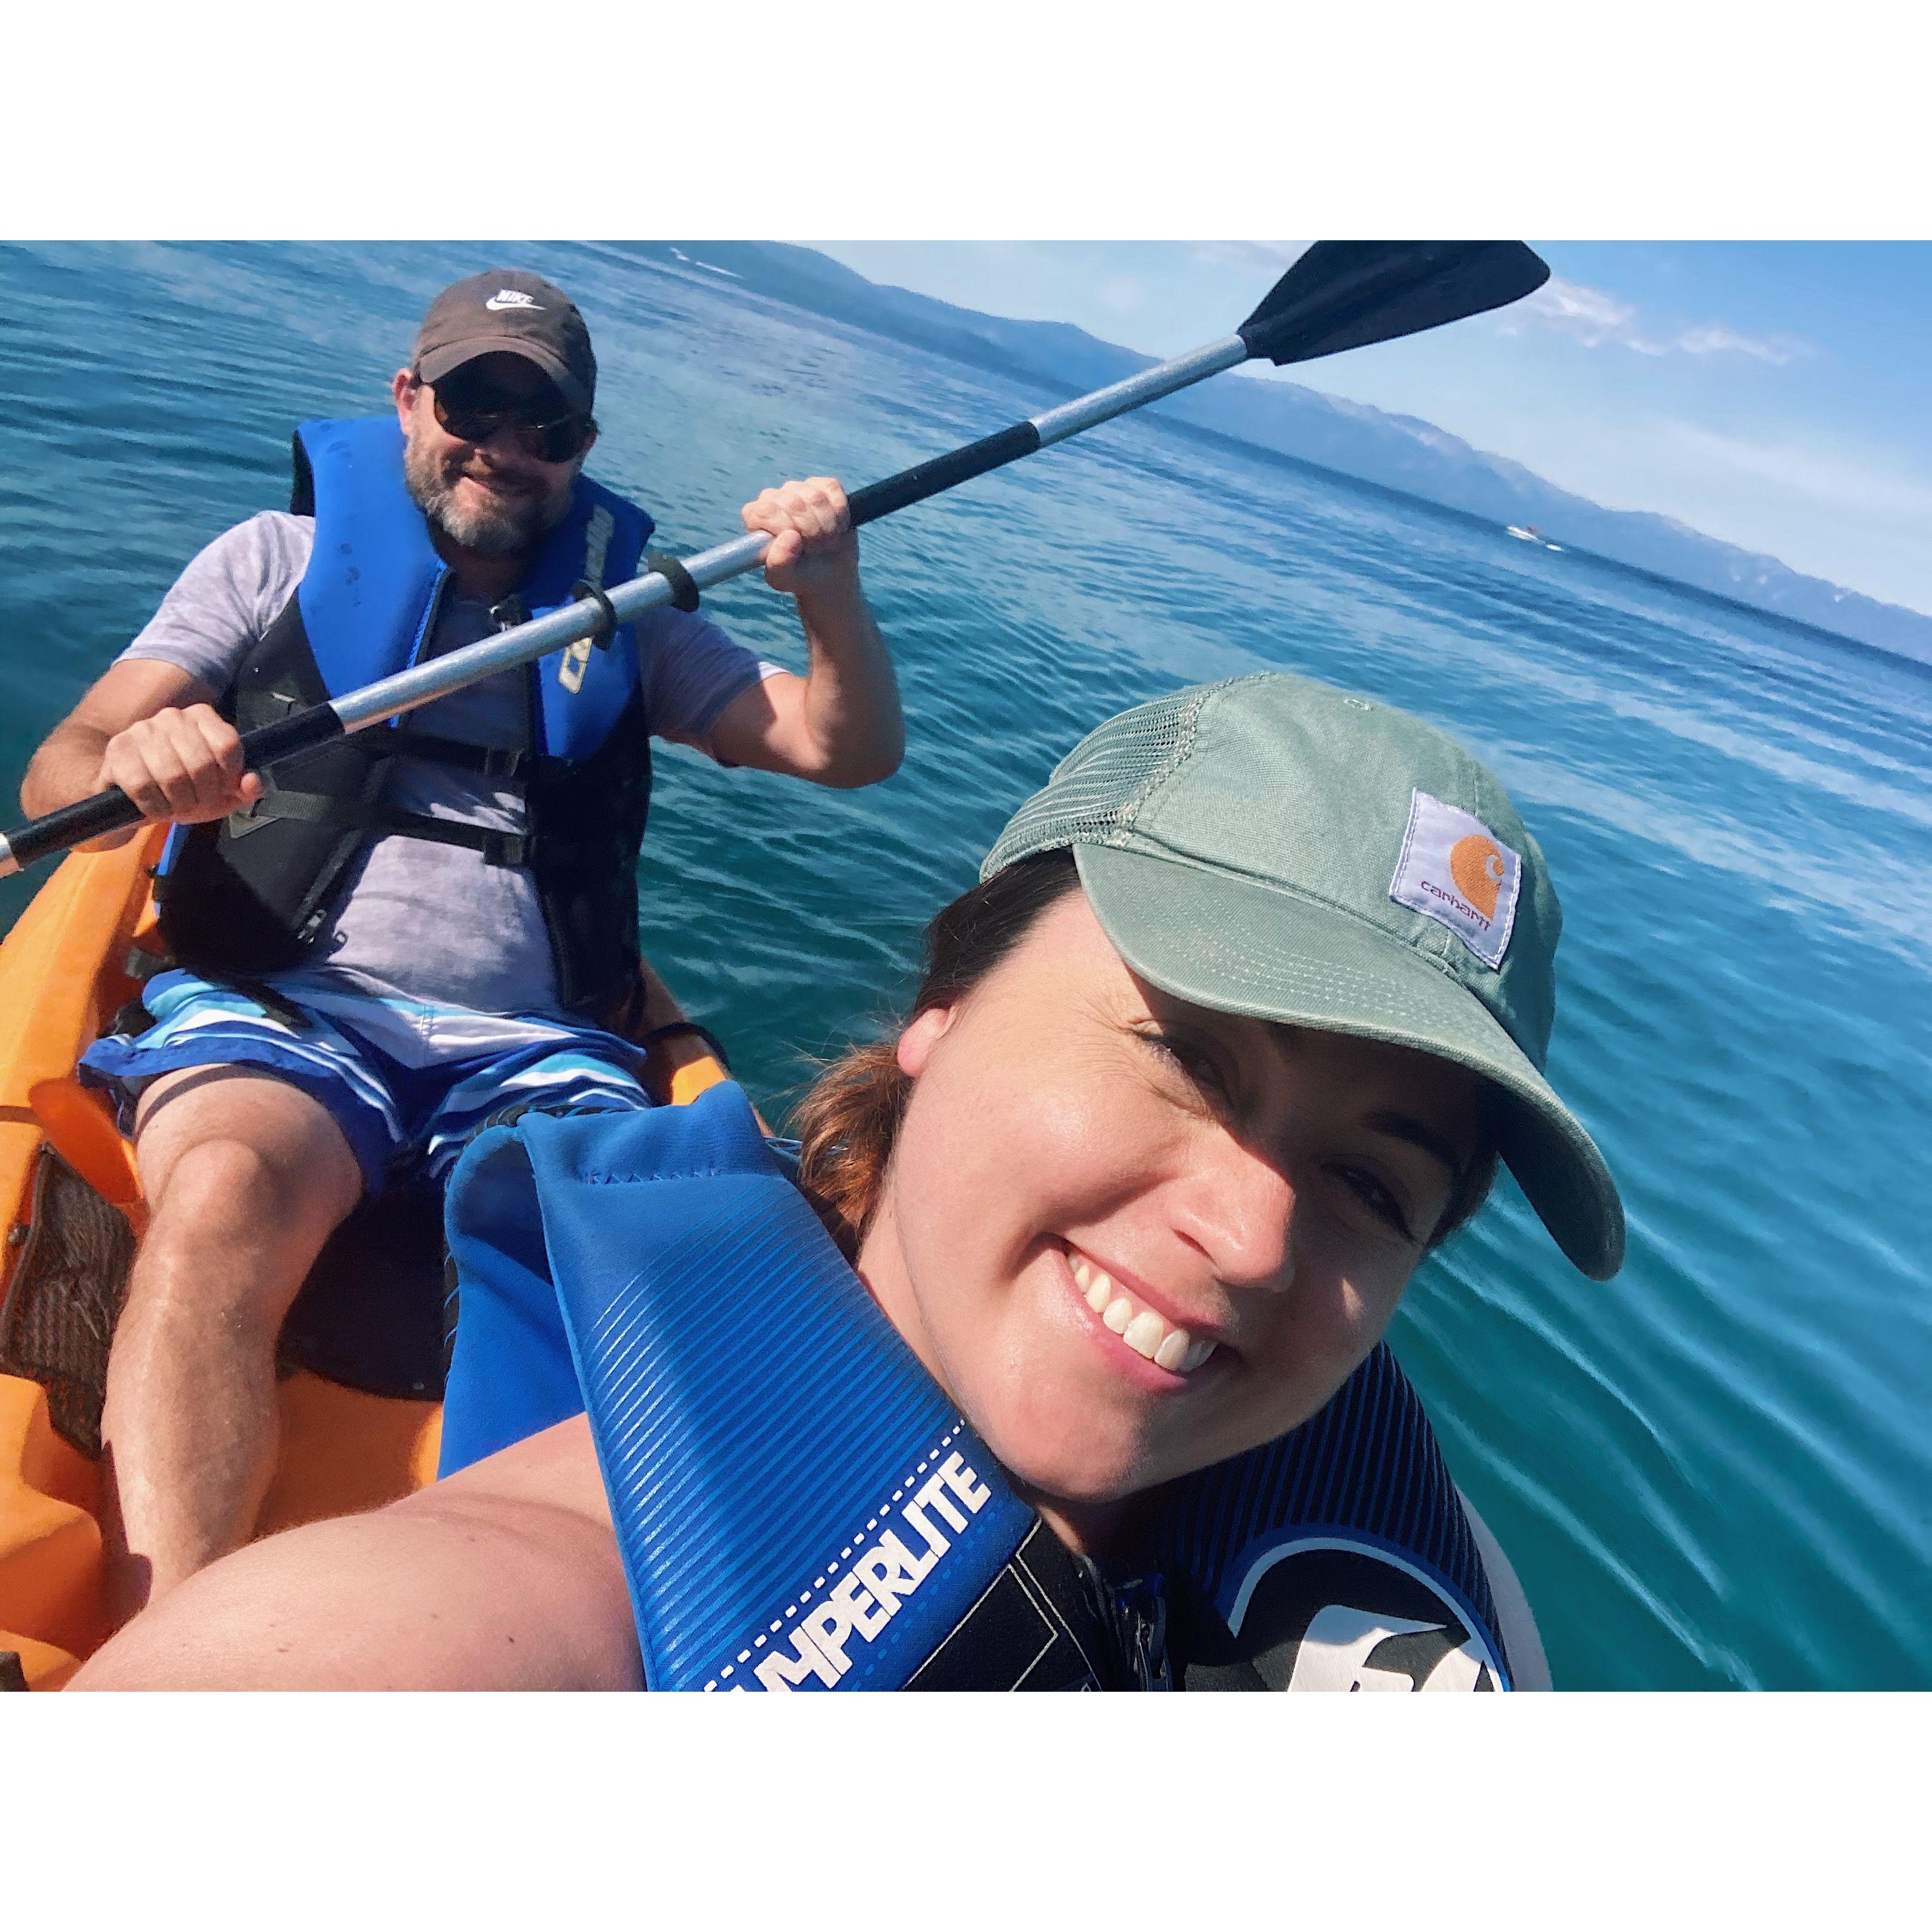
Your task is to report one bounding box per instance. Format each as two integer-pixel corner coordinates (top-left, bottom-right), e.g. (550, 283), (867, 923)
(808, 243), (1932, 617)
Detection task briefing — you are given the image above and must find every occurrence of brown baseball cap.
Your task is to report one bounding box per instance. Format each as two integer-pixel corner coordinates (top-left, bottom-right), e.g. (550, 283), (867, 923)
(413, 270), (597, 412)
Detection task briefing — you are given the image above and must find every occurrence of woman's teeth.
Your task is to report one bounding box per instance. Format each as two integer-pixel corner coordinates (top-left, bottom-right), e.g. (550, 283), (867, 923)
(1070, 1256), (1216, 1375)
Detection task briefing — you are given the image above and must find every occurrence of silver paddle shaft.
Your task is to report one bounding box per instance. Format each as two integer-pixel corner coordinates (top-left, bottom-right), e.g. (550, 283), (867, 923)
(1029, 335), (1246, 446)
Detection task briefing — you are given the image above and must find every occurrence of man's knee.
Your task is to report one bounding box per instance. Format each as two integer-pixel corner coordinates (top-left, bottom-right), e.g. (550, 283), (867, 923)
(148, 1135), (309, 1229)
(131, 1132), (360, 1325)
(135, 1069), (363, 1232)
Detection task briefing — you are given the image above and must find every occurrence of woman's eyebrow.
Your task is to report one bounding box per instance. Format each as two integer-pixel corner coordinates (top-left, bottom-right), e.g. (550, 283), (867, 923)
(1360, 1109), (1466, 1183)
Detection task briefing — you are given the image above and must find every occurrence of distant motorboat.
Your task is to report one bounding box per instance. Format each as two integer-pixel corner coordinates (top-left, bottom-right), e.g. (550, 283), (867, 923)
(1507, 524), (1563, 552)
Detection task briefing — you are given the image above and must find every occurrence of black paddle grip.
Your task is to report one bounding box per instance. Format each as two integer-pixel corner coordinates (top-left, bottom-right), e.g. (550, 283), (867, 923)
(2, 786), (150, 869)
(846, 421), (1041, 528)
(1, 703), (345, 874)
(236, 703), (348, 771)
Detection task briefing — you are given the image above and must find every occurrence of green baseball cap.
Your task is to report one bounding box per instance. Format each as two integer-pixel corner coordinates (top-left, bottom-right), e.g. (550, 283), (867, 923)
(982, 672), (1624, 1279)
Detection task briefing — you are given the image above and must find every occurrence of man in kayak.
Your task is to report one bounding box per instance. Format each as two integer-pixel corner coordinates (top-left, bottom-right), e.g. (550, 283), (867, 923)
(18, 268), (903, 1620)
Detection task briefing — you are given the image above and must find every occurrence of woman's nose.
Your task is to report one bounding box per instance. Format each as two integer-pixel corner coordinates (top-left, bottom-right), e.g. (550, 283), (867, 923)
(1169, 1134), (1298, 1294)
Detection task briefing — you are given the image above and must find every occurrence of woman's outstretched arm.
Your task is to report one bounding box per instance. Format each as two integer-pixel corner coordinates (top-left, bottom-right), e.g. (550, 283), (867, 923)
(69, 1416), (641, 1690)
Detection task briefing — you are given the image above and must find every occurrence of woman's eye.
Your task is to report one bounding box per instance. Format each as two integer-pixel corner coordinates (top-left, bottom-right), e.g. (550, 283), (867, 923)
(1137, 1028), (1231, 1100)
(1330, 1164), (1417, 1244)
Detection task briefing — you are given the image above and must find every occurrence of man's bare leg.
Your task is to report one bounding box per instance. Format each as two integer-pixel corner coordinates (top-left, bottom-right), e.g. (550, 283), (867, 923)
(100, 1065), (364, 1624)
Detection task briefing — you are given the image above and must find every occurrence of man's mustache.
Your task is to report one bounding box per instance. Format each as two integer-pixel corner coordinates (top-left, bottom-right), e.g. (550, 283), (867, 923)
(451, 461), (541, 494)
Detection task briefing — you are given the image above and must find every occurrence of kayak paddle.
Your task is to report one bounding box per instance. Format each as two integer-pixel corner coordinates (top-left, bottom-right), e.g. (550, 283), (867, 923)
(0, 241), (1549, 878)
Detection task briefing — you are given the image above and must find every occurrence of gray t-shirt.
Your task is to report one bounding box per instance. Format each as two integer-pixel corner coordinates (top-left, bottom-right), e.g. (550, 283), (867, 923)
(121, 512), (773, 1015)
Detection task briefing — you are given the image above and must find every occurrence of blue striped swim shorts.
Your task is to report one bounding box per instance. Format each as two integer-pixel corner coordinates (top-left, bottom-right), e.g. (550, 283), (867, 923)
(79, 967), (656, 1194)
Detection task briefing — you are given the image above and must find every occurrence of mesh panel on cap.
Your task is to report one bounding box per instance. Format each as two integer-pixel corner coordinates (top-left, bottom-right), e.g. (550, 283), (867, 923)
(981, 679), (1231, 880)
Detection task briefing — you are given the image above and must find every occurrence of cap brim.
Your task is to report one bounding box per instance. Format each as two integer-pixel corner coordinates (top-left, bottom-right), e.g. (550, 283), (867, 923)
(1075, 845), (1625, 1279)
(415, 337), (591, 412)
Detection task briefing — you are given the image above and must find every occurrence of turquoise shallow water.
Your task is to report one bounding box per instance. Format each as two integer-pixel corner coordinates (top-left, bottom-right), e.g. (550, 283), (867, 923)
(1, 240), (1925, 1689)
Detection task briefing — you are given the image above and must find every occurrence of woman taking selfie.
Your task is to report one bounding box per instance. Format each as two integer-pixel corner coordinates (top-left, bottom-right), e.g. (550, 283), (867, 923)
(73, 671), (1622, 1691)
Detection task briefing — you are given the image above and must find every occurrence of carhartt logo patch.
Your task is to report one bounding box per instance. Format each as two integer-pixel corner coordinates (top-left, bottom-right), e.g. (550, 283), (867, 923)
(484, 289), (542, 312)
(1389, 790), (1522, 969)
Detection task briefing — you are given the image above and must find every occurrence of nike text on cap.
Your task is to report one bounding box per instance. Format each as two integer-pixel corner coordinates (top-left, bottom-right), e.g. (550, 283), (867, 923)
(980, 671), (1626, 1280)
(413, 269), (597, 413)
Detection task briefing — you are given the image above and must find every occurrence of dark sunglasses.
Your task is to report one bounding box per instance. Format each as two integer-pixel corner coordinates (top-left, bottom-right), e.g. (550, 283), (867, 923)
(423, 377), (594, 463)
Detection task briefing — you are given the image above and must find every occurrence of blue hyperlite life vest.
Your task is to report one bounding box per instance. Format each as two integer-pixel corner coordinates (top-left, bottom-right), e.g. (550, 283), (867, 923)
(156, 417), (660, 1027)
(439, 1081), (1519, 1691)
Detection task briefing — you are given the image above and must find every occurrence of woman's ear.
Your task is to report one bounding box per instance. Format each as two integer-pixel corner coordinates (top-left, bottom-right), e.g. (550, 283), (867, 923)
(895, 1004), (957, 1079)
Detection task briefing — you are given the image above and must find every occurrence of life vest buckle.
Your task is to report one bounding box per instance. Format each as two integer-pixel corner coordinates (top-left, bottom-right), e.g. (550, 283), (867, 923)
(479, 831), (530, 868)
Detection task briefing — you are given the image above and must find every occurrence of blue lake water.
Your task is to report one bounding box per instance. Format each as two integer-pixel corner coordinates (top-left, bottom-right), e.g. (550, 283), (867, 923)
(1, 239), (1925, 1689)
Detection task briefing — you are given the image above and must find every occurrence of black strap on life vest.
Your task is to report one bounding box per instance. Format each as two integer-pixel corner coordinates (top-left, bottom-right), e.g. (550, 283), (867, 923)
(389, 730), (531, 779)
(225, 785), (530, 868)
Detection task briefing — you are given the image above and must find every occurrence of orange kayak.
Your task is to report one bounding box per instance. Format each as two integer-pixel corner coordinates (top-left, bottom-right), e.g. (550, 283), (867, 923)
(0, 832), (728, 1689)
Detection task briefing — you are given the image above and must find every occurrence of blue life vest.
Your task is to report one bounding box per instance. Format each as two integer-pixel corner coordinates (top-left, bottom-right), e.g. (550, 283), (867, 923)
(156, 417), (662, 1025)
(440, 1082), (1519, 1692)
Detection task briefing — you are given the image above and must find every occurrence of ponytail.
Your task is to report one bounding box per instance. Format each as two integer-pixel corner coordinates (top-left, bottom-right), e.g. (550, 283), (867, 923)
(792, 1042), (911, 1258)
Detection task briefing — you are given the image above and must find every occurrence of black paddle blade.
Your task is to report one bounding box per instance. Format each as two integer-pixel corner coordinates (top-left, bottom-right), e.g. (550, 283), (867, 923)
(1239, 241), (1549, 367)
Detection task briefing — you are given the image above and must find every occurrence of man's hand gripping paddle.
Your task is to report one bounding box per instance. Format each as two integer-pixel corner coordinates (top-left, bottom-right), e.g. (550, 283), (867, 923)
(0, 242), (1549, 878)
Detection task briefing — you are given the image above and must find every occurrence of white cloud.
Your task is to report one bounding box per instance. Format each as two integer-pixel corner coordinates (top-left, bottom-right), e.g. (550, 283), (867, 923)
(1669, 321), (1803, 363)
(1498, 275), (1809, 364)
(1519, 276), (1645, 345)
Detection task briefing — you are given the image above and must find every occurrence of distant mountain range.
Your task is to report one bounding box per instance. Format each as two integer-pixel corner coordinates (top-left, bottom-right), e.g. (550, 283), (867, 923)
(634, 240), (1931, 668)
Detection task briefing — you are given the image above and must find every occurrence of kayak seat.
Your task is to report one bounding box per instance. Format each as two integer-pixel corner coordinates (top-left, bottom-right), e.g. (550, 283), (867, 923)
(277, 1184), (449, 1401)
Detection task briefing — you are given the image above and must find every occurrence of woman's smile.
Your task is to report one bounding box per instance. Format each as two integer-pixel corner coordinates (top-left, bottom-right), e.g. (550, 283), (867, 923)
(1058, 1243), (1221, 1380)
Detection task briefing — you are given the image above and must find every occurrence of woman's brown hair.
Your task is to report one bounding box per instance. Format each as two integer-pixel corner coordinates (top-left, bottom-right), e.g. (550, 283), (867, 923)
(792, 849), (1497, 1259)
(794, 852), (1084, 1256)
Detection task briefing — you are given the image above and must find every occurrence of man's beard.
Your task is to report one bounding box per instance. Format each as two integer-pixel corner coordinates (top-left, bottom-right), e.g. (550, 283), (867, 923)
(403, 432), (566, 555)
